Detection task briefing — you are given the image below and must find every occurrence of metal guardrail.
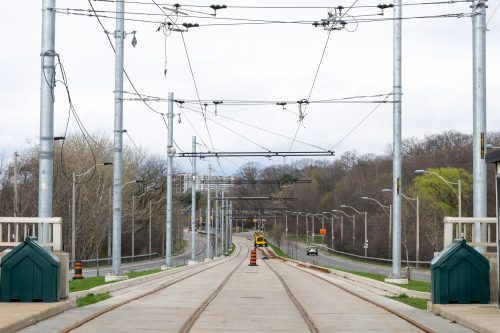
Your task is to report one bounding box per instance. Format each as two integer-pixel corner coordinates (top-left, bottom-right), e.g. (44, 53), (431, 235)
(70, 252), (160, 265)
(314, 243), (431, 266)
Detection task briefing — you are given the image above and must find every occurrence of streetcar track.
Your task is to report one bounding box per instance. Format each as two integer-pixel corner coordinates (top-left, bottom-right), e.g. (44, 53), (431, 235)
(178, 244), (250, 333)
(58, 243), (245, 333)
(266, 249), (436, 333)
(260, 251), (320, 333)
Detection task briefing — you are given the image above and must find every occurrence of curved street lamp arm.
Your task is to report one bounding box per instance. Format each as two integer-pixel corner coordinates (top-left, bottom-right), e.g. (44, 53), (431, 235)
(340, 204), (364, 216)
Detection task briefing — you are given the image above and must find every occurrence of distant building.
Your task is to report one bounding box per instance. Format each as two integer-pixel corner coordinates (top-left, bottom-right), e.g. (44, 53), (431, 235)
(174, 174), (238, 193)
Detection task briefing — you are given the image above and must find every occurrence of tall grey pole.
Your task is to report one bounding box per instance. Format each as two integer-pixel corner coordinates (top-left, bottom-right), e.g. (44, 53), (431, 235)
(225, 199), (229, 254)
(39, 0), (56, 243)
(221, 191), (225, 254)
(364, 211), (368, 258)
(305, 215), (309, 243)
(71, 173), (76, 263)
(352, 215), (356, 249)
(13, 152), (18, 217)
(215, 180), (219, 256)
(206, 163), (211, 258)
(285, 213), (288, 238)
(472, 0), (487, 248)
(295, 214), (299, 242)
(132, 195), (135, 258)
(416, 196), (420, 268)
(340, 216), (343, 248)
(108, 187), (112, 258)
(165, 92), (174, 267)
(149, 200), (152, 254)
(391, 0), (403, 279)
(111, 0), (125, 275)
(330, 216), (334, 250)
(312, 215), (315, 242)
(229, 201), (233, 247)
(191, 137), (197, 260)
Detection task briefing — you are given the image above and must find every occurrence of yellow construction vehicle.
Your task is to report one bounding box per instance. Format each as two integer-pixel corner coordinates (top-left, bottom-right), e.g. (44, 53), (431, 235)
(254, 231), (268, 247)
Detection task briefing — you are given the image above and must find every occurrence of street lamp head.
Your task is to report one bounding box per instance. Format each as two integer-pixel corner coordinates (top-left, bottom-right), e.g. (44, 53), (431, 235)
(381, 188), (392, 192)
(340, 204), (347, 208)
(53, 136), (65, 141)
(103, 162), (113, 166)
(414, 169), (425, 174)
(361, 197), (369, 200)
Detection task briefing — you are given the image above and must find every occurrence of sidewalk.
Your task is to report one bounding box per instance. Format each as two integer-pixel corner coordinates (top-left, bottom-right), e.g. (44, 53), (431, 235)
(0, 300), (74, 333)
(430, 303), (500, 333)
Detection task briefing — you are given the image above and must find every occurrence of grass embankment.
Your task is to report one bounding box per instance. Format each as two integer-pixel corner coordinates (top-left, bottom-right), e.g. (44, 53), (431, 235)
(388, 294), (428, 310)
(69, 267), (164, 292)
(268, 243), (290, 259)
(76, 292), (112, 307)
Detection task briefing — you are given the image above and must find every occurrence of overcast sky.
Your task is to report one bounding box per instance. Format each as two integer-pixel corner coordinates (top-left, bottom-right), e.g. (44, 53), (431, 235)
(1, 1), (499, 176)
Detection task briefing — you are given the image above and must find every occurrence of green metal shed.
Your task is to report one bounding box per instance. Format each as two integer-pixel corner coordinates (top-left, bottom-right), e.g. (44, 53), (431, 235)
(431, 239), (490, 304)
(0, 237), (60, 302)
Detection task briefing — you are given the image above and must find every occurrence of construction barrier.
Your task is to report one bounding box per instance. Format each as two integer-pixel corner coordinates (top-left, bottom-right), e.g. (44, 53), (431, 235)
(73, 260), (84, 280)
(249, 249), (258, 266)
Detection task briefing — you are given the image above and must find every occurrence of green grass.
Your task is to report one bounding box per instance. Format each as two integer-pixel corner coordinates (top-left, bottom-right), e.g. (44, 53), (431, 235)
(69, 276), (113, 292)
(332, 267), (431, 293)
(268, 243), (290, 259)
(76, 292), (112, 307)
(227, 243), (235, 255)
(126, 268), (162, 279)
(388, 294), (428, 310)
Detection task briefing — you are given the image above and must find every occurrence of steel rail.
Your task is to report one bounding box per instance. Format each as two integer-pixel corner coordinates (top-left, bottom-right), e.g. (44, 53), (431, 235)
(58, 242), (244, 333)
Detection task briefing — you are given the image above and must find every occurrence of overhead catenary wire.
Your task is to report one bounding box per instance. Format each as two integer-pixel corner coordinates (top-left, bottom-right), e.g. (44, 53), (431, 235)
(52, 9), (474, 27)
(87, 0), (186, 154)
(333, 92), (393, 149)
(90, 0), (472, 10)
(289, 0), (360, 152)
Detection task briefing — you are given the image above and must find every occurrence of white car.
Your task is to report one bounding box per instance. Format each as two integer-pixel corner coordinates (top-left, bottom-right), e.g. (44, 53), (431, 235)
(306, 246), (318, 256)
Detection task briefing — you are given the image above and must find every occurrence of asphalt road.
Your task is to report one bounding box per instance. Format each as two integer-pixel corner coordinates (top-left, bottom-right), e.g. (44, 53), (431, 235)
(237, 231), (430, 282)
(79, 231), (208, 278)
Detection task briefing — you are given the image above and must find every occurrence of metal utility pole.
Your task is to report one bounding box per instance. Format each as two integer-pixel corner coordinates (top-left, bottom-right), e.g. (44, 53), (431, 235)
(39, 0), (56, 243)
(391, 0), (403, 279)
(111, 0), (125, 275)
(71, 173), (76, 263)
(229, 201), (233, 248)
(472, 0), (487, 247)
(206, 163), (212, 258)
(221, 191), (225, 254)
(13, 152), (18, 217)
(224, 199), (229, 254)
(215, 179), (219, 256)
(191, 137), (197, 261)
(166, 92), (174, 267)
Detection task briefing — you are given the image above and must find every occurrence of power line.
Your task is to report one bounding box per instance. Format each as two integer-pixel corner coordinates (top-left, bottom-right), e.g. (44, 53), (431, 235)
(333, 92), (393, 149)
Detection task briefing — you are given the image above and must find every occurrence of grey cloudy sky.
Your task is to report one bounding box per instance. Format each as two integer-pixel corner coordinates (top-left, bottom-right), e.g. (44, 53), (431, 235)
(1, 0), (499, 175)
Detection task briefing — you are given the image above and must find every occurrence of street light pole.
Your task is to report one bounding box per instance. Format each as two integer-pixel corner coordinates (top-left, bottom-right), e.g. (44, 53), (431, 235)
(341, 205), (367, 257)
(361, 196), (391, 258)
(382, 189), (420, 266)
(332, 209), (355, 251)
